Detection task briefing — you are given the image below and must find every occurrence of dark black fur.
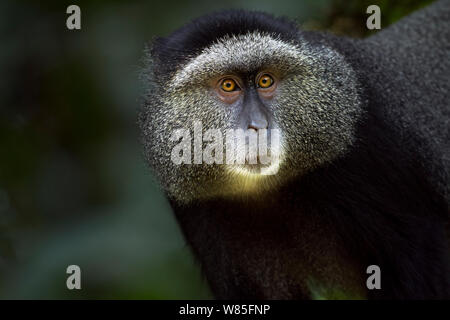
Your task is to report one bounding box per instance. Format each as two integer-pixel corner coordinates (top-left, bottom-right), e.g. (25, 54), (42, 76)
(151, 3), (450, 299)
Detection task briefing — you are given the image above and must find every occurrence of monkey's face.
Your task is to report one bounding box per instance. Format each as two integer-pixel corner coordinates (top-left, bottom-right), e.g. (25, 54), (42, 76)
(141, 32), (363, 202)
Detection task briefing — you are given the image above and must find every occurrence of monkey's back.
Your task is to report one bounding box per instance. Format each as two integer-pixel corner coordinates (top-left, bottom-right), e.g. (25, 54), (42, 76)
(362, 0), (450, 202)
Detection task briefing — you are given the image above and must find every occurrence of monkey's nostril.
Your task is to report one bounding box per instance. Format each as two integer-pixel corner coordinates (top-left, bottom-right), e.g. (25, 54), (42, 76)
(248, 120), (268, 131)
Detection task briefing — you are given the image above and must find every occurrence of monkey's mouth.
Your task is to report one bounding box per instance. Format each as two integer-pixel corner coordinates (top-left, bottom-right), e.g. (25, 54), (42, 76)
(228, 153), (282, 177)
(224, 128), (284, 177)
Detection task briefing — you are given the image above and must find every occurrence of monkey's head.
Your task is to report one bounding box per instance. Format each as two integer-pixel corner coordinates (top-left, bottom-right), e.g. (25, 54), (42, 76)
(140, 11), (363, 203)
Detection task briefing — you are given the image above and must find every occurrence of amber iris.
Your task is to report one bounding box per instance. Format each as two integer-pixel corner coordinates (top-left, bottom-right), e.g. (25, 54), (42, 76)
(221, 79), (237, 92)
(258, 74), (274, 88)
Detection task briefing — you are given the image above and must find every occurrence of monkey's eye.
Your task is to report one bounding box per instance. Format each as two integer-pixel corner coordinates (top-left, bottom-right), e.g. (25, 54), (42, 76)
(220, 79), (239, 92)
(257, 74), (274, 88)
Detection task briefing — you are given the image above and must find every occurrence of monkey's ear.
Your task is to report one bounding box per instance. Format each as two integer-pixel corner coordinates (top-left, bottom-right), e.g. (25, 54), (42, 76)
(150, 36), (171, 58)
(139, 40), (158, 88)
(147, 36), (187, 80)
(142, 37), (165, 73)
(141, 40), (154, 68)
(143, 36), (162, 57)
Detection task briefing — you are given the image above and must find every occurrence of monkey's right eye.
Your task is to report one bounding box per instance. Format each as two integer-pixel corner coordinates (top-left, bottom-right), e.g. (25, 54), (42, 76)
(220, 79), (239, 92)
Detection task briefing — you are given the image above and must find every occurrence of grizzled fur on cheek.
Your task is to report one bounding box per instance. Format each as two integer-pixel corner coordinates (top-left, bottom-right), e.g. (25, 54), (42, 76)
(141, 77), (238, 202)
(272, 44), (363, 178)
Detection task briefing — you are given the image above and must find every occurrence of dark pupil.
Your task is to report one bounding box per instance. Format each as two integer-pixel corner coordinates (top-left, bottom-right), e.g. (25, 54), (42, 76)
(226, 83), (231, 87)
(262, 79), (267, 83)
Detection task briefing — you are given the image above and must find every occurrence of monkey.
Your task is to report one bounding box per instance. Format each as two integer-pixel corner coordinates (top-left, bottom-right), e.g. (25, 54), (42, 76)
(139, 1), (450, 299)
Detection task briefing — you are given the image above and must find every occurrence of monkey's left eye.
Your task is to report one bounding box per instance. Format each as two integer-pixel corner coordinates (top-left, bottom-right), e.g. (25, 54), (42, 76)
(220, 79), (239, 92)
(257, 74), (274, 88)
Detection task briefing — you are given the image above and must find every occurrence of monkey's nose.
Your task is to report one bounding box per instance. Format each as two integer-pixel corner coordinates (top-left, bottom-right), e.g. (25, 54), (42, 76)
(248, 119), (268, 131)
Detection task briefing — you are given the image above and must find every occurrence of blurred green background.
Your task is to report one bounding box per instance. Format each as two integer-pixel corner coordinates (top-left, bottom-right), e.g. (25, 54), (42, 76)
(0, 0), (432, 299)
